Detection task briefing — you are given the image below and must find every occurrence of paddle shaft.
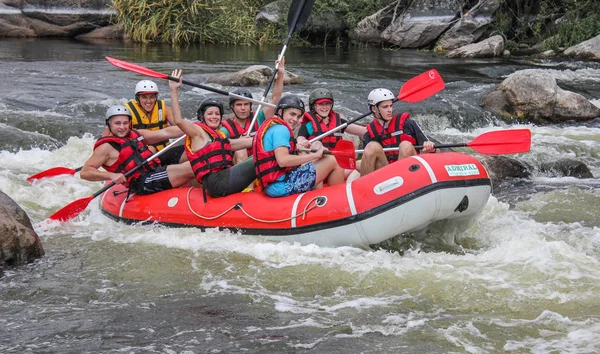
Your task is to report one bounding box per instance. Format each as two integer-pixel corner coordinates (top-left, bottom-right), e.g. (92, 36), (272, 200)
(354, 129), (531, 155)
(172, 76), (275, 108)
(246, 0), (312, 136)
(355, 142), (463, 154)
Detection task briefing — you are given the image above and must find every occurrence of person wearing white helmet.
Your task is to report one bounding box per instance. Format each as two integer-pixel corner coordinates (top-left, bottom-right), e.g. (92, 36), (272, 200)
(124, 79), (186, 166)
(357, 88), (436, 178)
(81, 105), (194, 195)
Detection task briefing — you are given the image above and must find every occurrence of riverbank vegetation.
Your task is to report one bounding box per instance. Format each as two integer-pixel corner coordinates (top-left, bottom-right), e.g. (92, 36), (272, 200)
(111, 0), (280, 45)
(489, 0), (600, 51)
(111, 0), (600, 49)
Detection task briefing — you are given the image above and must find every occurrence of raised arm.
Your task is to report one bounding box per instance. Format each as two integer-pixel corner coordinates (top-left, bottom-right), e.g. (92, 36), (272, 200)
(168, 69), (206, 141)
(263, 57), (285, 119)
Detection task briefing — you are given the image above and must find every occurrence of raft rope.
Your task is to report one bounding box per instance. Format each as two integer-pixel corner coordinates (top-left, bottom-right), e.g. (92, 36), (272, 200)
(185, 187), (325, 223)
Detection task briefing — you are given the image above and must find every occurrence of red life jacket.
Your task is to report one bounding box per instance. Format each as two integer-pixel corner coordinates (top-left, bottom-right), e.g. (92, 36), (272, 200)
(221, 117), (258, 155)
(185, 122), (234, 182)
(301, 110), (343, 148)
(366, 112), (416, 163)
(93, 130), (159, 181)
(252, 116), (296, 188)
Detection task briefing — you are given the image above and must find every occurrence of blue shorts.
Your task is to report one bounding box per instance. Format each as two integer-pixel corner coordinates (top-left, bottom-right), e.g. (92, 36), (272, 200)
(265, 163), (317, 197)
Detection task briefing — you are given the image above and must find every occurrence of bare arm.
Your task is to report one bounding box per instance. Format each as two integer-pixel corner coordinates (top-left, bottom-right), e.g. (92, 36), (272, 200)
(345, 123), (366, 137)
(80, 144), (126, 184)
(263, 57), (285, 118)
(169, 69), (207, 143)
(229, 136), (253, 151)
(273, 145), (323, 168)
(164, 105), (176, 127)
(140, 125), (183, 145)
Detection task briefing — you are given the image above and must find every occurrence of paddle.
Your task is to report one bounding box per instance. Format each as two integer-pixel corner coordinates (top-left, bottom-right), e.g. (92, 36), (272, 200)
(27, 166), (82, 182)
(47, 135), (187, 222)
(299, 140), (356, 169)
(308, 69), (445, 144)
(105, 56), (276, 109)
(245, 0), (315, 136)
(355, 129), (532, 155)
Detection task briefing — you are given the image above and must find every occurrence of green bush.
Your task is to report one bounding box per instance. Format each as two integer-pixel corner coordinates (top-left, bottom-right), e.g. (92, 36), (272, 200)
(555, 2), (600, 48)
(111, 0), (282, 45)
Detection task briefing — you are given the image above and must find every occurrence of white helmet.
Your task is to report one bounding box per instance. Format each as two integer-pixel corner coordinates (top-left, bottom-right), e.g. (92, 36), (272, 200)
(367, 88), (394, 107)
(135, 80), (159, 95)
(105, 105), (132, 124)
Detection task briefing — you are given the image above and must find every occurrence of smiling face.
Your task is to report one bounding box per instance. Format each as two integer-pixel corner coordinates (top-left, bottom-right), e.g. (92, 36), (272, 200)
(280, 108), (303, 129)
(137, 93), (157, 113)
(373, 99), (394, 121)
(314, 100), (332, 118)
(231, 100), (251, 120)
(203, 106), (222, 130)
(108, 115), (131, 138)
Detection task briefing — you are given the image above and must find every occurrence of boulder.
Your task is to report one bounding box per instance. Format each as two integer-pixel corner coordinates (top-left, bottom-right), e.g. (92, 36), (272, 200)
(351, 6), (390, 44)
(446, 35), (504, 58)
(0, 0), (114, 38)
(75, 24), (122, 39)
(479, 155), (531, 181)
(255, 0), (283, 23)
(539, 159), (594, 179)
(0, 190), (44, 268)
(563, 34), (600, 61)
(0, 14), (36, 37)
(381, 0), (458, 49)
(435, 0), (501, 51)
(256, 0), (346, 35)
(483, 69), (600, 124)
(207, 65), (302, 87)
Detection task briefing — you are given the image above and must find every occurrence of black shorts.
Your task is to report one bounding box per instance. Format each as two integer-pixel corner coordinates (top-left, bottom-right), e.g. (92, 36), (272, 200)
(157, 144), (185, 166)
(203, 158), (256, 197)
(129, 165), (173, 195)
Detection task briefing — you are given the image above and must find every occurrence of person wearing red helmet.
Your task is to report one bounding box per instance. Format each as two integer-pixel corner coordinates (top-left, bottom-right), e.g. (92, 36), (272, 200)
(297, 88), (366, 150)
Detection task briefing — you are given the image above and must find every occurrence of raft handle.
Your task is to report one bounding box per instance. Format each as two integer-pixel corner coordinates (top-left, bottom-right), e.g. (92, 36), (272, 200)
(454, 196), (469, 213)
(316, 196), (327, 207)
(409, 164), (420, 172)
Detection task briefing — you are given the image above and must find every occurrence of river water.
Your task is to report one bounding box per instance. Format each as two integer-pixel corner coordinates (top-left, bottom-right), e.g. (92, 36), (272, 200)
(1, 38), (600, 353)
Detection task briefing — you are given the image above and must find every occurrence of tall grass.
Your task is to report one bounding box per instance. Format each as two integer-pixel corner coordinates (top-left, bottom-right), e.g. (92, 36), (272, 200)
(111, 0), (282, 45)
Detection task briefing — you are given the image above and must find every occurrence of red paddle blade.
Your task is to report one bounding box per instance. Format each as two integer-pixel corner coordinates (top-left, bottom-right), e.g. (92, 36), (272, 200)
(47, 195), (94, 222)
(467, 129), (531, 155)
(106, 56), (168, 80)
(27, 167), (77, 182)
(398, 69), (445, 103)
(329, 140), (357, 170)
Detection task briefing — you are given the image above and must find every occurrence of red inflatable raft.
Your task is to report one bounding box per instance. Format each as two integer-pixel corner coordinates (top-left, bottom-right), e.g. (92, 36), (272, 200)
(99, 152), (492, 247)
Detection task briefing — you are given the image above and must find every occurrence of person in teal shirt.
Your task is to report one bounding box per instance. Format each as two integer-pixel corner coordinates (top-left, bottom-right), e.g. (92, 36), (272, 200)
(253, 95), (345, 197)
